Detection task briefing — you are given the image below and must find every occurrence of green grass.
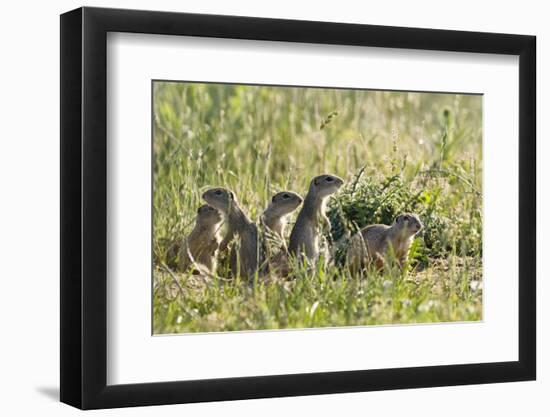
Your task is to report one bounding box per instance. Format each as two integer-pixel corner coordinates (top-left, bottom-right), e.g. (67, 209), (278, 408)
(152, 81), (483, 334)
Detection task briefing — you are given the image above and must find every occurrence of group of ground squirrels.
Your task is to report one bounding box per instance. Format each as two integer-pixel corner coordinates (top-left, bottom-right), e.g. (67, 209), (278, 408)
(177, 174), (423, 281)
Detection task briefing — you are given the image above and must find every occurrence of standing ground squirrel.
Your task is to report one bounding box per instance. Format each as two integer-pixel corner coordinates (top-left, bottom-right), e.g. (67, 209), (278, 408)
(202, 187), (262, 280)
(346, 213), (423, 273)
(178, 204), (223, 274)
(261, 191), (303, 276)
(288, 174), (344, 263)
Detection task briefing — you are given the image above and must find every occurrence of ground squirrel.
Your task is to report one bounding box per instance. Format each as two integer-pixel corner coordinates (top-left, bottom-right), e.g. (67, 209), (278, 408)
(260, 191), (303, 276)
(202, 187), (262, 280)
(261, 191), (303, 240)
(347, 213), (423, 273)
(178, 204), (223, 274)
(288, 174), (344, 263)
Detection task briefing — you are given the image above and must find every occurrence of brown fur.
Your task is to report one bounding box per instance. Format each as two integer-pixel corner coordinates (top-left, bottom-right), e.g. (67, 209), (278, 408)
(202, 187), (262, 280)
(261, 191), (303, 240)
(178, 204), (223, 274)
(347, 213), (423, 274)
(261, 191), (303, 276)
(288, 174), (344, 264)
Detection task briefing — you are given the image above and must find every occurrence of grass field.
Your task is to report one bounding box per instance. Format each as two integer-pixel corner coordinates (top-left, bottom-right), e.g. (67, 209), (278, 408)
(152, 81), (483, 334)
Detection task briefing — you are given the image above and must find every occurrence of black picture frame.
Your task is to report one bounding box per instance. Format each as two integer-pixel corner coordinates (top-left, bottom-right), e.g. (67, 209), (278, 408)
(60, 6), (536, 410)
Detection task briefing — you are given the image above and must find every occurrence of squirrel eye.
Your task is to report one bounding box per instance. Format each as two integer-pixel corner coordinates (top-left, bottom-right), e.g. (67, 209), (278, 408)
(214, 190), (222, 196)
(325, 176), (334, 182)
(404, 215), (410, 221)
(283, 193), (290, 199)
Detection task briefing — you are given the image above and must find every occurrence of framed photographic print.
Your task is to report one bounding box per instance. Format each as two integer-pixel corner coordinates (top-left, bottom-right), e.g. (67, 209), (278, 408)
(60, 6), (536, 409)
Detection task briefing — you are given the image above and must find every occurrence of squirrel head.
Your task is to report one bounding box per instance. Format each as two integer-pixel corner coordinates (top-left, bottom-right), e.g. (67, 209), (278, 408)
(309, 174), (344, 198)
(196, 204), (223, 226)
(394, 213), (423, 235)
(202, 187), (235, 214)
(268, 191), (303, 217)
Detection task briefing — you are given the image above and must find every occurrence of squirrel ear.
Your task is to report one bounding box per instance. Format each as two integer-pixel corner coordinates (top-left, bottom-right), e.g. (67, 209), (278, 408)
(395, 215), (402, 224)
(228, 190), (234, 200)
(271, 195), (277, 203)
(313, 177), (320, 186)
